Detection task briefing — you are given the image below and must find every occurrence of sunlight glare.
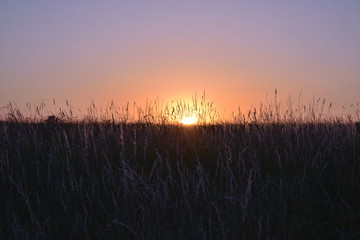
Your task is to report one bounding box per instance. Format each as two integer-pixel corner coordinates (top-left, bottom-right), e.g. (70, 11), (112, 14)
(181, 116), (198, 125)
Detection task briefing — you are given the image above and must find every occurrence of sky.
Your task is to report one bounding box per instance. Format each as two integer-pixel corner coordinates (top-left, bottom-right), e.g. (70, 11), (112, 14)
(1, 1), (360, 120)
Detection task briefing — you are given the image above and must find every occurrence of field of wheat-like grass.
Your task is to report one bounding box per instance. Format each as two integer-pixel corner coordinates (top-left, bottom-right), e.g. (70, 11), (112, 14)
(0, 97), (359, 239)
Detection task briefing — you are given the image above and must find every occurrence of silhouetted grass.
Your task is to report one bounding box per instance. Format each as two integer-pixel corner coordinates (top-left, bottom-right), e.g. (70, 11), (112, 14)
(0, 96), (359, 239)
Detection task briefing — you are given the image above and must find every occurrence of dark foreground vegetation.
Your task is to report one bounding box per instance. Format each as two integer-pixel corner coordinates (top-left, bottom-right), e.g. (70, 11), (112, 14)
(1, 119), (359, 240)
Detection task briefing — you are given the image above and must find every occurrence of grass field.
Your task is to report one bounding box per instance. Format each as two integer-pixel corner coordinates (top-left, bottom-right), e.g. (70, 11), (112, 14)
(0, 97), (359, 239)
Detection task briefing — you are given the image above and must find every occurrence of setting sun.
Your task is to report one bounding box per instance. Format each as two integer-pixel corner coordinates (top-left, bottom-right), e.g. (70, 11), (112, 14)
(181, 116), (198, 125)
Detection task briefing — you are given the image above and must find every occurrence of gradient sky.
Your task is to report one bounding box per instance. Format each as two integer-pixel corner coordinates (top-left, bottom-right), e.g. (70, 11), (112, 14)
(1, 1), (360, 119)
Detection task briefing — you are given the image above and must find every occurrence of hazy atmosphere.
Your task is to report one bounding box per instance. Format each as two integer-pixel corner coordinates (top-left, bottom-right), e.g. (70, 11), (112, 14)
(2, 2), (360, 239)
(1, 1), (360, 118)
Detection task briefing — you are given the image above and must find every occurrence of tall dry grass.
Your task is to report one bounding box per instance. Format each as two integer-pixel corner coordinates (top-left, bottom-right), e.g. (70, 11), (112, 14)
(0, 93), (359, 239)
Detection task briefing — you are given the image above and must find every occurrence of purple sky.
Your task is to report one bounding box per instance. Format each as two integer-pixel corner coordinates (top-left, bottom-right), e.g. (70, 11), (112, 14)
(1, 1), (360, 119)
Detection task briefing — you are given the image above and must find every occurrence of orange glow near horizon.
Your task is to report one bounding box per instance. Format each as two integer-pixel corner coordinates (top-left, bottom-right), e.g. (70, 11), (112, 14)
(1, 2), (359, 122)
